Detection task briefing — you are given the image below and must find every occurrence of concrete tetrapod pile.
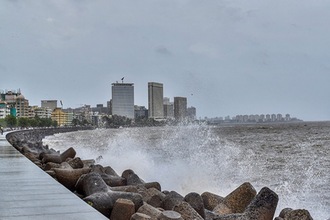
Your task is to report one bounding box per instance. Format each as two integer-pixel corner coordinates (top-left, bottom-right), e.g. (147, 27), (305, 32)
(6, 129), (314, 220)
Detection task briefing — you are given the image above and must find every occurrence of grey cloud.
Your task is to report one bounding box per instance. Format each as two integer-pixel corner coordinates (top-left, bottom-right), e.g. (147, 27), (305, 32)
(155, 46), (172, 56)
(1, 0), (330, 120)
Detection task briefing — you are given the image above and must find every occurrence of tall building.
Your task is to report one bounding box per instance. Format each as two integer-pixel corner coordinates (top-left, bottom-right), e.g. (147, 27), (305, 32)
(111, 83), (134, 119)
(41, 100), (57, 111)
(174, 97), (187, 121)
(15, 94), (29, 118)
(148, 82), (164, 119)
(163, 97), (174, 119)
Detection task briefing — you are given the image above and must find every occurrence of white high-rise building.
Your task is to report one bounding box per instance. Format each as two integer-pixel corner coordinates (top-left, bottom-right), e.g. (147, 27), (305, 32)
(111, 83), (134, 119)
(148, 82), (164, 119)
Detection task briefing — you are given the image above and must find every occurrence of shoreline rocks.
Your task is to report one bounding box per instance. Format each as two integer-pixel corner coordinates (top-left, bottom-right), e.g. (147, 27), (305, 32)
(6, 128), (314, 220)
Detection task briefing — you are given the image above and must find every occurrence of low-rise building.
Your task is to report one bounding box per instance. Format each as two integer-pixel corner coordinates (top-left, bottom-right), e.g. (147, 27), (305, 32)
(51, 108), (70, 126)
(187, 106), (196, 120)
(134, 105), (148, 119)
(34, 107), (53, 118)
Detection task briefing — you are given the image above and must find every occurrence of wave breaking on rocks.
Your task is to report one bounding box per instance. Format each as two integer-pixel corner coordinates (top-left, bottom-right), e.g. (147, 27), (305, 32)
(6, 128), (314, 220)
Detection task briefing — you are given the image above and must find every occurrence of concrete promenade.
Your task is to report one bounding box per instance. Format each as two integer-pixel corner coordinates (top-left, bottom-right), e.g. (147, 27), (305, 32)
(0, 134), (107, 220)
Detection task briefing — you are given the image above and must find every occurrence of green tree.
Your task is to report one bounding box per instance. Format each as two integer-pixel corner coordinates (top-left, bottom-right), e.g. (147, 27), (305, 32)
(52, 120), (58, 127)
(29, 118), (39, 127)
(5, 115), (17, 128)
(72, 118), (81, 126)
(103, 115), (132, 128)
(41, 118), (53, 127)
(0, 119), (6, 127)
(18, 117), (30, 128)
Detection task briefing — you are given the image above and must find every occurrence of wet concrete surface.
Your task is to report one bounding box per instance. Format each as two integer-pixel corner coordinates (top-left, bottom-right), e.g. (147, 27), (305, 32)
(0, 136), (107, 220)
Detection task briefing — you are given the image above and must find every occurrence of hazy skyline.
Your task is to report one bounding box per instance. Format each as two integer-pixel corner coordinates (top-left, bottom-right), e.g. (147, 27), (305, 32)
(1, 1), (329, 121)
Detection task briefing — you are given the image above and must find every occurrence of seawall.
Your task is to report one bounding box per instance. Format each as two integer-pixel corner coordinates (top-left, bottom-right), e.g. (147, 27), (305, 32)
(5, 127), (314, 220)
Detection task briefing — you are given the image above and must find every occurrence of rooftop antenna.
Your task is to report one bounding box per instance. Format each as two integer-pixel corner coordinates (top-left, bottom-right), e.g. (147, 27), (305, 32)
(121, 77), (124, 83)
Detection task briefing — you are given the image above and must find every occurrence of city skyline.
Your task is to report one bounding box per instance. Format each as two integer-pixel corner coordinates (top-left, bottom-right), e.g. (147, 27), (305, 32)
(0, 88), (302, 125)
(0, 86), (312, 122)
(1, 1), (330, 121)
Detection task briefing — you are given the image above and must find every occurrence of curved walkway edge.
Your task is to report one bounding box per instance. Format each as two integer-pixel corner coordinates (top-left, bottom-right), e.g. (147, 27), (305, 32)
(0, 130), (107, 220)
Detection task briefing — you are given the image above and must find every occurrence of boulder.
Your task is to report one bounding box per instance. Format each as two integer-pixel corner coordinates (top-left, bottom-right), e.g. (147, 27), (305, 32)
(59, 162), (73, 169)
(162, 191), (184, 210)
(224, 182), (256, 213)
(279, 208), (293, 218)
(173, 201), (203, 220)
(42, 153), (62, 164)
(53, 167), (91, 191)
(44, 162), (61, 171)
(137, 203), (162, 220)
(213, 202), (232, 215)
(82, 159), (95, 168)
(144, 182), (162, 191)
(67, 157), (84, 169)
(101, 173), (127, 187)
(76, 172), (109, 196)
(122, 169), (136, 179)
(104, 165), (119, 176)
(122, 169), (146, 185)
(283, 209), (313, 220)
(184, 192), (205, 218)
(244, 187), (278, 220)
(146, 188), (166, 208)
(110, 198), (136, 220)
(202, 192), (225, 211)
(84, 191), (143, 217)
(60, 147), (76, 162)
(90, 164), (106, 174)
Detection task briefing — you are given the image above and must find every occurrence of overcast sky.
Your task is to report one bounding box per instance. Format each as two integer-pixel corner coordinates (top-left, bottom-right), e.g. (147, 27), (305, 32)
(1, 0), (329, 121)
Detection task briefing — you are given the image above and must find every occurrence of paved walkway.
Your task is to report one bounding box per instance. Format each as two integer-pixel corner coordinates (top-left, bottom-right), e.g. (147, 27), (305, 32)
(0, 134), (107, 220)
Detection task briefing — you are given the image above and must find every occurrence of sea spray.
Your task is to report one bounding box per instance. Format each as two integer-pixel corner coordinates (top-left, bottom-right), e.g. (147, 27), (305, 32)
(43, 123), (330, 219)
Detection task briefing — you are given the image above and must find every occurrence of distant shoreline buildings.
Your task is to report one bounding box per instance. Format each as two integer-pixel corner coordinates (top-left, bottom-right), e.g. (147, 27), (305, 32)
(207, 113), (302, 125)
(0, 81), (198, 127)
(1, 85), (302, 127)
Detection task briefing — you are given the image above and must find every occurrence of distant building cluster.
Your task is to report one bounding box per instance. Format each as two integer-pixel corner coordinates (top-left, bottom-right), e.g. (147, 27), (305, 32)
(0, 81), (197, 127)
(207, 113), (301, 124)
(110, 81), (196, 122)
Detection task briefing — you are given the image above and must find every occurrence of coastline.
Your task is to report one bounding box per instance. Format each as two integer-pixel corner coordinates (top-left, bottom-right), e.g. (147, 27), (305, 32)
(5, 127), (314, 220)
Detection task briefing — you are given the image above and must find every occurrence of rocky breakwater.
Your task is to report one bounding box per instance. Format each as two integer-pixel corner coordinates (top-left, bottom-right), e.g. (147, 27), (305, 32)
(6, 129), (314, 220)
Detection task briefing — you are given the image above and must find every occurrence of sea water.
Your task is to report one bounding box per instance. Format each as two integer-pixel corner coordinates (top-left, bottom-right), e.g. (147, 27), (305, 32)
(43, 121), (330, 219)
